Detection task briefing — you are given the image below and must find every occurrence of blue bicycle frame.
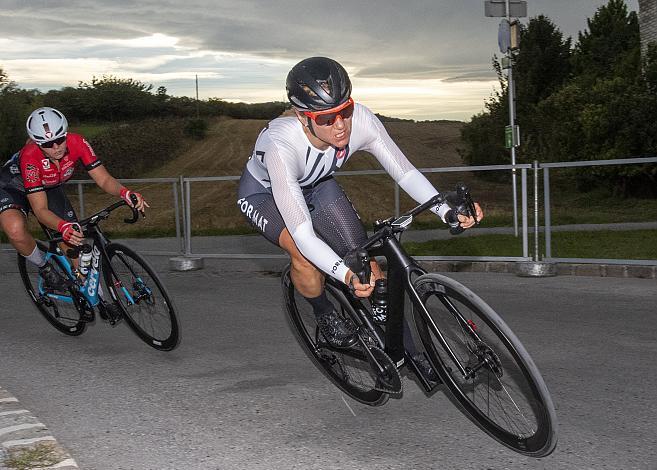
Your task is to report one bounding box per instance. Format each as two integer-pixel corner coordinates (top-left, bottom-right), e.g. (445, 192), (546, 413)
(38, 244), (128, 307)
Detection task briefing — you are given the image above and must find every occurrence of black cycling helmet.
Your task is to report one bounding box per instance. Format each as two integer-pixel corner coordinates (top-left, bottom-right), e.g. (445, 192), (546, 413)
(286, 57), (352, 111)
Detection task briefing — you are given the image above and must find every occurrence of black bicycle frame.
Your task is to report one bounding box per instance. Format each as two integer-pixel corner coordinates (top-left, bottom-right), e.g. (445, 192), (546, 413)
(338, 190), (482, 391)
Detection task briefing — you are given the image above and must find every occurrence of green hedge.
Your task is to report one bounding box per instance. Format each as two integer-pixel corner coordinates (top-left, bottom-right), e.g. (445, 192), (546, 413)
(86, 118), (186, 178)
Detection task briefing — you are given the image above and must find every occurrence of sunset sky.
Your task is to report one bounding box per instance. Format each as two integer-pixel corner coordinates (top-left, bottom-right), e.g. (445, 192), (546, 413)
(0, 0), (639, 121)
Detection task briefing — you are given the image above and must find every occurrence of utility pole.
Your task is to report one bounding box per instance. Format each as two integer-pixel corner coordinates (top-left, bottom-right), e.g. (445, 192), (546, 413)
(195, 74), (200, 118)
(485, 0), (526, 236)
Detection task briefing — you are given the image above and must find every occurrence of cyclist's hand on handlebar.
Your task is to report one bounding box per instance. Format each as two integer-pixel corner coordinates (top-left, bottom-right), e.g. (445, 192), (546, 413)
(458, 202), (484, 229)
(345, 269), (375, 298)
(120, 188), (149, 213)
(58, 220), (84, 246)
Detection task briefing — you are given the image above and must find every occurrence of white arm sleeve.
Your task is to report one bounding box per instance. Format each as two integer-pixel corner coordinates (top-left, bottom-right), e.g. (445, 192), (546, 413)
(360, 107), (451, 221)
(291, 222), (350, 282)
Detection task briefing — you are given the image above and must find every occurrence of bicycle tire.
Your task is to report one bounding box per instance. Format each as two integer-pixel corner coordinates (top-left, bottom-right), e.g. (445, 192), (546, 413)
(17, 244), (86, 336)
(281, 265), (389, 406)
(412, 273), (557, 457)
(103, 243), (179, 351)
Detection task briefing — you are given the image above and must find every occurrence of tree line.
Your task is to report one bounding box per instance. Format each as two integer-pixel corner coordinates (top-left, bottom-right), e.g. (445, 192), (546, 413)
(460, 0), (657, 197)
(0, 71), (286, 165)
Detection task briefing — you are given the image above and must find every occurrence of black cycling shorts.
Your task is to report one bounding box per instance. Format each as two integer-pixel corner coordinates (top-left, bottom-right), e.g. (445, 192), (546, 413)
(0, 185), (78, 223)
(237, 171), (367, 258)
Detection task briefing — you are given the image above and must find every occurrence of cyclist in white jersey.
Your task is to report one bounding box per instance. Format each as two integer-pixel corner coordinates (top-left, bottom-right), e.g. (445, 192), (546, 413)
(238, 57), (483, 352)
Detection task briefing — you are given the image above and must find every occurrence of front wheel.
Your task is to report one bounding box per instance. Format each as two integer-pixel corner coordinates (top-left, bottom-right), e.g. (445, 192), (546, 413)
(17, 244), (86, 336)
(103, 243), (179, 351)
(411, 273), (557, 457)
(282, 265), (389, 406)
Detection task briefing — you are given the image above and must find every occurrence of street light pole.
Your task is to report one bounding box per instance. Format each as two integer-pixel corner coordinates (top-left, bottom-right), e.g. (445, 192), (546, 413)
(506, 0), (519, 237)
(486, 0), (526, 237)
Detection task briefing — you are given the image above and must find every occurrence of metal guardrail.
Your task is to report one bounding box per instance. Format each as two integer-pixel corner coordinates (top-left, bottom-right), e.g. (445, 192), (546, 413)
(180, 163), (534, 262)
(71, 177), (183, 255)
(2, 158), (655, 266)
(541, 156), (657, 265)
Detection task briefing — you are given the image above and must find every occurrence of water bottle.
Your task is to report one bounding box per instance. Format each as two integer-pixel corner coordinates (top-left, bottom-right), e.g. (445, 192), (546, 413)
(78, 244), (93, 276)
(370, 278), (388, 324)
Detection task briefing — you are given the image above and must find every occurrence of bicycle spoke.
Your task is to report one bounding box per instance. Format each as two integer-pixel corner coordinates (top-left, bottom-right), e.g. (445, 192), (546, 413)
(413, 273), (557, 456)
(283, 268), (389, 406)
(105, 243), (178, 350)
(18, 250), (86, 336)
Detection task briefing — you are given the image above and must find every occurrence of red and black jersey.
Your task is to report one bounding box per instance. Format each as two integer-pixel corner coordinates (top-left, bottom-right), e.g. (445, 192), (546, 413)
(19, 133), (102, 194)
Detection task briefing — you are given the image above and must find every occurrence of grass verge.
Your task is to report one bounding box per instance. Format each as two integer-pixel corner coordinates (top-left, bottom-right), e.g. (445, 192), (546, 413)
(3, 443), (63, 470)
(403, 229), (657, 260)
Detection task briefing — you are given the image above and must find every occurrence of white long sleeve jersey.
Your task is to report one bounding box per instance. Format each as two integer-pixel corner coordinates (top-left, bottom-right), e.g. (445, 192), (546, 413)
(244, 103), (449, 284)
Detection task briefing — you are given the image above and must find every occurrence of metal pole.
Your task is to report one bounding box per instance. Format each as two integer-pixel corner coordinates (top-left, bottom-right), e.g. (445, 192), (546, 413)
(196, 75), (200, 118)
(543, 167), (552, 259)
(521, 168), (528, 258)
(533, 161), (539, 261)
(179, 175), (186, 254)
(184, 179), (192, 255)
(505, 0), (519, 237)
(394, 183), (400, 217)
(172, 181), (182, 254)
(77, 183), (85, 219)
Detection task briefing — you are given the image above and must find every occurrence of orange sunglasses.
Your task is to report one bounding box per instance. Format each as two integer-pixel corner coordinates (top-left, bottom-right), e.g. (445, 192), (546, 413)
(303, 98), (355, 126)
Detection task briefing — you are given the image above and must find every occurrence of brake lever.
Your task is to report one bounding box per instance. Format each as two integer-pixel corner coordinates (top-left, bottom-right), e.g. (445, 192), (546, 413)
(344, 250), (371, 286)
(129, 193), (146, 219)
(457, 184), (479, 226)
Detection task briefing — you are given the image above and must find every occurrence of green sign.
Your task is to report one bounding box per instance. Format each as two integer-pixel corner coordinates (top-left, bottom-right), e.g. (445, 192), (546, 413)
(505, 125), (520, 149)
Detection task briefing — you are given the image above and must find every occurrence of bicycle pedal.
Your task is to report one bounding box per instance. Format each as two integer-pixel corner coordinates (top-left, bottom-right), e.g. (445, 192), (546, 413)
(99, 302), (123, 325)
(79, 310), (95, 323)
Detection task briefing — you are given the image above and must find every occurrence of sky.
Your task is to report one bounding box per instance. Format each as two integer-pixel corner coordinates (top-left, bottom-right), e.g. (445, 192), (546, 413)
(0, 0), (640, 121)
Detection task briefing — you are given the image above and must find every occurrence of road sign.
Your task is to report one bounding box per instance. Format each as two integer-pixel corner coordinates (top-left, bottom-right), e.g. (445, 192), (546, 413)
(485, 0), (527, 18)
(505, 125), (520, 148)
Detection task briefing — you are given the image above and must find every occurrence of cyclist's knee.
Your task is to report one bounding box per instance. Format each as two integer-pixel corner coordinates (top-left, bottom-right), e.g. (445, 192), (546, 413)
(290, 254), (317, 274)
(0, 211), (29, 243)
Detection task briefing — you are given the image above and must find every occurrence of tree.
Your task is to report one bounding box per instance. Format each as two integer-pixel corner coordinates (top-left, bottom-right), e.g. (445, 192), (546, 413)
(0, 67), (39, 157)
(534, 0), (656, 196)
(460, 16), (572, 168)
(76, 76), (157, 121)
(572, 0), (640, 85)
(513, 15), (572, 106)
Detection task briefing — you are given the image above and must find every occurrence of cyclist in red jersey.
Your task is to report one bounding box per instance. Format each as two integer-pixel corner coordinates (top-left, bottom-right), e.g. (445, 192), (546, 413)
(0, 107), (148, 291)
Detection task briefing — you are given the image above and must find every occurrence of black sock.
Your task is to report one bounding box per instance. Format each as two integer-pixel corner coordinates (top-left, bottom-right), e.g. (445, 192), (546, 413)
(304, 291), (334, 317)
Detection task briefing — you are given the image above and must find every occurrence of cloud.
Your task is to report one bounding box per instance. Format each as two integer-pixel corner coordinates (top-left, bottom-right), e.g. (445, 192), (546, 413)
(0, 0), (640, 120)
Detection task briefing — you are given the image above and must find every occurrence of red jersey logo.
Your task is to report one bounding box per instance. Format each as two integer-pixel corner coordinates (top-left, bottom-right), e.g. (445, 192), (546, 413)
(25, 164), (39, 183)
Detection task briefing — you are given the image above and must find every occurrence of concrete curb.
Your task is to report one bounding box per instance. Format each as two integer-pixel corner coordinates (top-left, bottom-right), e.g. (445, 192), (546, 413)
(418, 261), (657, 279)
(0, 386), (78, 470)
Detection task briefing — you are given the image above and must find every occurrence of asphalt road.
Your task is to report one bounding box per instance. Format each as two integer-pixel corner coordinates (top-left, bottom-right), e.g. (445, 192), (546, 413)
(0, 251), (656, 470)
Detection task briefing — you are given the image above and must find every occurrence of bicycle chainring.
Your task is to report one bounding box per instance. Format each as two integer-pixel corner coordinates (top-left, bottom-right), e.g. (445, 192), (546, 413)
(369, 346), (402, 396)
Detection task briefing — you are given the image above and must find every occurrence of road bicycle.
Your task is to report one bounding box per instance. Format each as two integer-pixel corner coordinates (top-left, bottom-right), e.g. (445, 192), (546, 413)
(282, 185), (557, 456)
(17, 198), (179, 351)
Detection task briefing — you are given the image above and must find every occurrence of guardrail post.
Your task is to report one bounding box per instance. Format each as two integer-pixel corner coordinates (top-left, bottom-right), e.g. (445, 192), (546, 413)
(172, 180), (182, 254)
(184, 178), (192, 256)
(521, 168), (528, 258)
(533, 161), (540, 262)
(543, 167), (552, 259)
(77, 183), (85, 219)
